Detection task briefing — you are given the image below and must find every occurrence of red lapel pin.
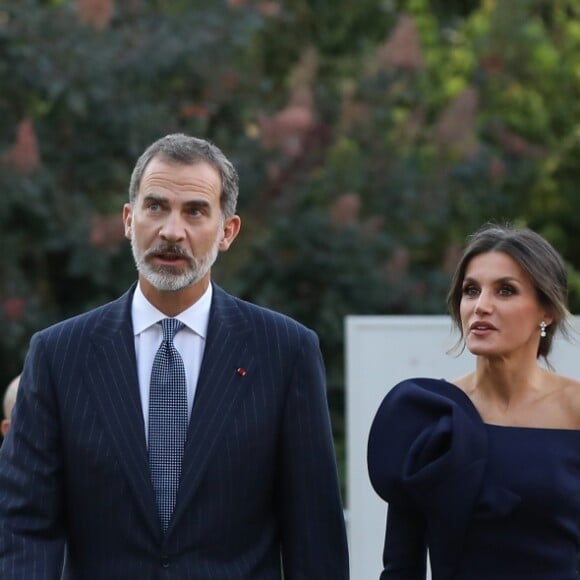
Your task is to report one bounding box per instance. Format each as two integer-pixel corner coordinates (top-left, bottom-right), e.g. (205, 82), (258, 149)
(236, 367), (247, 377)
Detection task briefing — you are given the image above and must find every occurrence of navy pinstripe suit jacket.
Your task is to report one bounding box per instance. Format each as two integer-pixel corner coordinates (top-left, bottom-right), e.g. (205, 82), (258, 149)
(0, 284), (349, 579)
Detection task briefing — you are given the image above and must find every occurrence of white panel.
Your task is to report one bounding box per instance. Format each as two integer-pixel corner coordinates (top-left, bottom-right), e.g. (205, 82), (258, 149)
(345, 315), (580, 580)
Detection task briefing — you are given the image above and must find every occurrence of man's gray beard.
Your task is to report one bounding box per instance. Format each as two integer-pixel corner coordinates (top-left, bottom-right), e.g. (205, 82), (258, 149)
(131, 234), (220, 292)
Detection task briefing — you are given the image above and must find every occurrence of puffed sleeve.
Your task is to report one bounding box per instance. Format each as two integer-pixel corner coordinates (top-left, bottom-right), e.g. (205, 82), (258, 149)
(367, 378), (489, 580)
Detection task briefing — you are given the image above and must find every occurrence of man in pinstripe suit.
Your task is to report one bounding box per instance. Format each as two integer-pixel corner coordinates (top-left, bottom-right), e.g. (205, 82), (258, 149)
(0, 134), (349, 579)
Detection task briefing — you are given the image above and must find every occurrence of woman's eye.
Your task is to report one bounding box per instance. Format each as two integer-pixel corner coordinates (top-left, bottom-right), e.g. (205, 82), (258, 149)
(462, 285), (479, 297)
(499, 286), (515, 296)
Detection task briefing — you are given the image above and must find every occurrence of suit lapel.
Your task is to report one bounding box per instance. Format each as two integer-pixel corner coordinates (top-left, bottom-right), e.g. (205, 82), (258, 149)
(170, 286), (254, 531)
(84, 286), (160, 538)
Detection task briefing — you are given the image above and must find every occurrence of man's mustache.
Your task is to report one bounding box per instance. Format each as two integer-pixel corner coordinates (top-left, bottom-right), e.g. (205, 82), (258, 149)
(144, 244), (194, 262)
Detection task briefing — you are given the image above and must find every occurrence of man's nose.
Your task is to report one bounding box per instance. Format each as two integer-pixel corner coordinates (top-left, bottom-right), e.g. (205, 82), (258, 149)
(159, 212), (186, 241)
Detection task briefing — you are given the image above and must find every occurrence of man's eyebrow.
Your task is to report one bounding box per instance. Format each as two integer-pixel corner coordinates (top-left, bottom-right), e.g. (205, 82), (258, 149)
(140, 194), (211, 208)
(142, 193), (167, 202)
(183, 199), (211, 209)
(184, 198), (211, 205)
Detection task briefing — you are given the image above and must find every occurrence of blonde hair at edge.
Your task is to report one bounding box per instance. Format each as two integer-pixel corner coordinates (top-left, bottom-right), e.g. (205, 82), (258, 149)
(2, 375), (20, 437)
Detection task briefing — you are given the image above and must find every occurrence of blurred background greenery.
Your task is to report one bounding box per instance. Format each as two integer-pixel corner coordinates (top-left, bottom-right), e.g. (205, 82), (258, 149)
(2, 0), (580, 487)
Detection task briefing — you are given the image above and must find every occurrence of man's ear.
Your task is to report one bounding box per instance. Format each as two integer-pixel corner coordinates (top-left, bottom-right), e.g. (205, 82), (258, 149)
(219, 215), (241, 252)
(123, 204), (133, 240)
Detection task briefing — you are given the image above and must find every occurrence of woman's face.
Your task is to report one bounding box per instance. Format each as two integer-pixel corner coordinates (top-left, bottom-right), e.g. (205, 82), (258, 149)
(460, 251), (551, 359)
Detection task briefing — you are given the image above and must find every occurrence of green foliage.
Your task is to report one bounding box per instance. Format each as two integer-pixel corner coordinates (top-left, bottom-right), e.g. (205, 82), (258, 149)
(4, 0), (580, 484)
(0, 0), (265, 382)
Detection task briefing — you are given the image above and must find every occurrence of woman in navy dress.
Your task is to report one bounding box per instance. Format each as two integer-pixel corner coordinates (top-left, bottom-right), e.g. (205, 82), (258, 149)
(367, 224), (580, 579)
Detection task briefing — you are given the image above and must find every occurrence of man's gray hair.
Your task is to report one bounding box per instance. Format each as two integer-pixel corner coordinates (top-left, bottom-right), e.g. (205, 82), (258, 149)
(128, 134), (239, 218)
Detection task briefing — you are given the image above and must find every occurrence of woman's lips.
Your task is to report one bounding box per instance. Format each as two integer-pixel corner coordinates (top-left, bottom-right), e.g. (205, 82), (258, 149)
(469, 322), (497, 335)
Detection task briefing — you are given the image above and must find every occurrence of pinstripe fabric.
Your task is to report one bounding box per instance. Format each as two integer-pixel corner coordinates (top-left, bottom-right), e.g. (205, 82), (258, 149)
(0, 284), (349, 579)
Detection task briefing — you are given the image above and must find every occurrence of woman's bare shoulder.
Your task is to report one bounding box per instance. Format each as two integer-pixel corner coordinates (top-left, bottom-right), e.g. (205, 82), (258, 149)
(554, 374), (580, 427)
(449, 373), (474, 393)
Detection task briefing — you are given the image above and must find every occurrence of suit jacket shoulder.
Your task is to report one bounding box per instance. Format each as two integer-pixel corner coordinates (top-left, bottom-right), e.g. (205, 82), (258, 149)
(212, 285), (315, 332)
(209, 284), (320, 356)
(33, 284), (135, 346)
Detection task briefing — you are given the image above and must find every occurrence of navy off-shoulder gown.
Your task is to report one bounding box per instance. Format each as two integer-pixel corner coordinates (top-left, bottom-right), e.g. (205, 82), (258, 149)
(367, 378), (580, 580)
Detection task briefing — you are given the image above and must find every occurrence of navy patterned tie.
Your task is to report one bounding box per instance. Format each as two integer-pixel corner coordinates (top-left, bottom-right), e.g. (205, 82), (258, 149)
(148, 318), (188, 533)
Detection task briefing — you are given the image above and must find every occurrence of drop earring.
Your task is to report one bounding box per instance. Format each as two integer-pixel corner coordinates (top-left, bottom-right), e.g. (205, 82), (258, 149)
(539, 321), (547, 338)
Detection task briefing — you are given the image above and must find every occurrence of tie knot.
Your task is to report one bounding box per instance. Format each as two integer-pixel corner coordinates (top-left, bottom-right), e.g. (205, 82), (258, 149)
(160, 318), (184, 343)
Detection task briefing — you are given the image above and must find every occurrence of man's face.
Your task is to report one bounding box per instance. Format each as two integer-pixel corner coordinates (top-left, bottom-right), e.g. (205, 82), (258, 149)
(123, 157), (240, 304)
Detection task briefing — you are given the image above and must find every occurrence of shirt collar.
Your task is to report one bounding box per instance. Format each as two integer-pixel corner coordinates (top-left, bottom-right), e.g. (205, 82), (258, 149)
(131, 282), (213, 339)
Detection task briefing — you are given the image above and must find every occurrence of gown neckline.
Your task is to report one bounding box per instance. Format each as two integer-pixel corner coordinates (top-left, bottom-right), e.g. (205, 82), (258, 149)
(437, 378), (580, 433)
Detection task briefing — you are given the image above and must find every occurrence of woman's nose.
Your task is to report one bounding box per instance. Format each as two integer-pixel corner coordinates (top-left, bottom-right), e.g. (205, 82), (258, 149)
(474, 291), (492, 314)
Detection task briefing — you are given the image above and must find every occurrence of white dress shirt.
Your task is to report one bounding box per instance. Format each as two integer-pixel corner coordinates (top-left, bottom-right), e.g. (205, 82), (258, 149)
(131, 282), (212, 442)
